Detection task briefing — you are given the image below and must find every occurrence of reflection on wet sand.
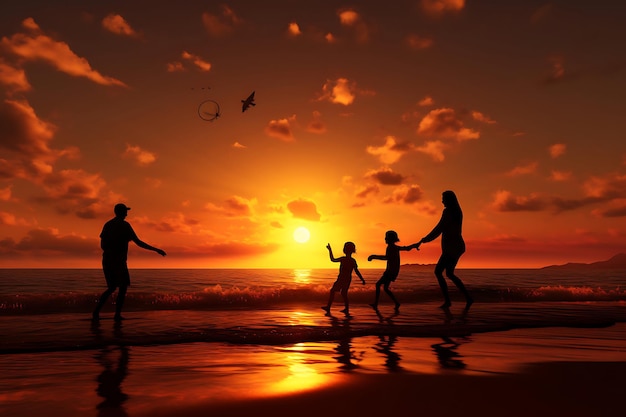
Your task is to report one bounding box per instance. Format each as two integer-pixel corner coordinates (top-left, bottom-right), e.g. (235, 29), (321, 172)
(371, 309), (403, 372)
(91, 320), (130, 417)
(329, 315), (363, 371)
(95, 345), (129, 417)
(431, 336), (467, 370)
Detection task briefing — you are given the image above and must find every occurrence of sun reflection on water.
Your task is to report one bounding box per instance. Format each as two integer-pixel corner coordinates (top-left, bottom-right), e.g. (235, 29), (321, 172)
(265, 343), (338, 395)
(292, 268), (312, 284)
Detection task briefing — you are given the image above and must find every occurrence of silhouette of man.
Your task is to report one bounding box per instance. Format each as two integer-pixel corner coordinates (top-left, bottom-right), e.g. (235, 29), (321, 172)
(92, 203), (166, 321)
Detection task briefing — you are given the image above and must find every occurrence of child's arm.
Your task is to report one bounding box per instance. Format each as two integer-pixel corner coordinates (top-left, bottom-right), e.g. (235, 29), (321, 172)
(355, 265), (365, 284)
(327, 244), (339, 262)
(408, 242), (422, 250)
(368, 254), (387, 261)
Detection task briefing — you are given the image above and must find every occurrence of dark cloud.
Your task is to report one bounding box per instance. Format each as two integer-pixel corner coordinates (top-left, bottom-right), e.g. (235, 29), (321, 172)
(492, 190), (547, 212)
(0, 228), (98, 258)
(599, 206), (626, 217)
(189, 241), (279, 258)
(287, 198), (321, 221)
(366, 167), (406, 185)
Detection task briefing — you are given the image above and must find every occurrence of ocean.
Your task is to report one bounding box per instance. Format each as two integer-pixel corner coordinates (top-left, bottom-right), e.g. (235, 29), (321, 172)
(1, 267), (625, 417)
(1, 267), (625, 353)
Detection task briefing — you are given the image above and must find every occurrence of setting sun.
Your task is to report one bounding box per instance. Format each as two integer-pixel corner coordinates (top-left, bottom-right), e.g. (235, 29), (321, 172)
(293, 227), (311, 244)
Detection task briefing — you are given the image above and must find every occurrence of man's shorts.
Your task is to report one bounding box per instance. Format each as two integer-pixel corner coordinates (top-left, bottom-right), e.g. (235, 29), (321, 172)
(102, 261), (131, 288)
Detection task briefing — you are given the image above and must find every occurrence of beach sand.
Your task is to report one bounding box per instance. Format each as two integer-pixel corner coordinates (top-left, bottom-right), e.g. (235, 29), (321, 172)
(145, 361), (625, 417)
(2, 323), (624, 417)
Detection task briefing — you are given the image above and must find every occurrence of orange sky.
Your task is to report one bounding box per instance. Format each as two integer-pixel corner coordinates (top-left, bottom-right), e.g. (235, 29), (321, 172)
(1, 1), (625, 269)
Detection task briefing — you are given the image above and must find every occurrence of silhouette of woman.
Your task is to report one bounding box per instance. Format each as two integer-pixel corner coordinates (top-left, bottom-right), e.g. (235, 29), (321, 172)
(415, 190), (473, 310)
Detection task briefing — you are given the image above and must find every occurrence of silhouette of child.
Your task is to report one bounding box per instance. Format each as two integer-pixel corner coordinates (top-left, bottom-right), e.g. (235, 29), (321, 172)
(322, 242), (365, 316)
(368, 230), (414, 312)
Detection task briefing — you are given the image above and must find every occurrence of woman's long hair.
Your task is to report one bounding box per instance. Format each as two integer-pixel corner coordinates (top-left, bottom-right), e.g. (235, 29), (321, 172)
(442, 190), (462, 213)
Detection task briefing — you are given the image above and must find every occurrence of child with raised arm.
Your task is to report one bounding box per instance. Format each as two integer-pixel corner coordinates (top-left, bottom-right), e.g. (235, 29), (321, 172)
(322, 242), (365, 316)
(368, 230), (415, 312)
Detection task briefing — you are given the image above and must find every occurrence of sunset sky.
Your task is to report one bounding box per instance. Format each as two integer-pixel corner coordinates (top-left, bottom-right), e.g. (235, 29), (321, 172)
(1, 0), (625, 269)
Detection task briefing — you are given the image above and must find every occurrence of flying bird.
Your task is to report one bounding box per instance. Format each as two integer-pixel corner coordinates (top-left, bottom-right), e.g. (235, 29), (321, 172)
(241, 91), (256, 112)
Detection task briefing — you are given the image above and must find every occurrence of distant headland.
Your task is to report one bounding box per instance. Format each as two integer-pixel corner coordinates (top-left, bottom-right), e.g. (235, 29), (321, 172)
(540, 253), (626, 270)
(402, 253), (626, 270)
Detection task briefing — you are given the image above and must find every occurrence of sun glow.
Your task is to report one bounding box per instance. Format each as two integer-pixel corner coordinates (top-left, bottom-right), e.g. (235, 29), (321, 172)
(293, 227), (311, 243)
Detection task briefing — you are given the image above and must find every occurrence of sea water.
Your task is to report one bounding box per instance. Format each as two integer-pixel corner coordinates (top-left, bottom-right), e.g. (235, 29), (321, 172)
(1, 267), (625, 417)
(1, 267), (624, 352)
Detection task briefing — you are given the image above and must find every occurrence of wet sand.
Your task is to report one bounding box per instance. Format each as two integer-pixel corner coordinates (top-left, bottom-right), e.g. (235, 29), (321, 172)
(1, 323), (624, 417)
(144, 361), (625, 417)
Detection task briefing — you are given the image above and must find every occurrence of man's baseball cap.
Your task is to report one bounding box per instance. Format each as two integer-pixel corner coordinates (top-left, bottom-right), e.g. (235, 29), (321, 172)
(114, 203), (131, 215)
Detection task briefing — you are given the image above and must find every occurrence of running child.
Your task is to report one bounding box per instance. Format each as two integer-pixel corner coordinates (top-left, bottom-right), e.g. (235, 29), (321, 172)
(368, 230), (415, 312)
(322, 242), (365, 316)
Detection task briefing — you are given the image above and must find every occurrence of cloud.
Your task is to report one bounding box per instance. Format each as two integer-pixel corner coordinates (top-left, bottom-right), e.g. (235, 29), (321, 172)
(549, 143), (566, 158)
(417, 108), (480, 141)
(491, 173), (626, 215)
(205, 196), (256, 218)
(0, 59), (31, 94)
(101, 14), (140, 37)
(338, 10), (360, 26)
(181, 51), (212, 71)
(596, 205), (626, 218)
(0, 211), (30, 226)
(414, 107), (481, 160)
(0, 98), (65, 178)
(166, 62), (185, 72)
(233, 142), (247, 149)
(0, 228), (98, 258)
(551, 196), (603, 213)
(38, 169), (114, 219)
(541, 56), (625, 85)
(134, 211), (201, 234)
(306, 111), (326, 134)
(265, 115), (296, 142)
(415, 139), (448, 162)
(505, 162), (538, 177)
(317, 78), (363, 106)
(549, 170), (572, 181)
(366, 136), (414, 165)
(123, 144), (157, 166)
(366, 167), (406, 185)
(287, 22), (302, 37)
(492, 190), (547, 212)
(0, 185), (11, 201)
(184, 241), (279, 258)
(582, 173), (626, 200)
(0, 99), (121, 218)
(383, 184), (424, 204)
(420, 0), (466, 17)
(337, 8), (372, 43)
(287, 198), (321, 221)
(419, 96), (434, 107)
(472, 111), (496, 124)
(0, 99), (56, 157)
(202, 5), (242, 37)
(406, 34), (434, 50)
(355, 183), (380, 199)
(1, 18), (126, 87)
(270, 221), (283, 229)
